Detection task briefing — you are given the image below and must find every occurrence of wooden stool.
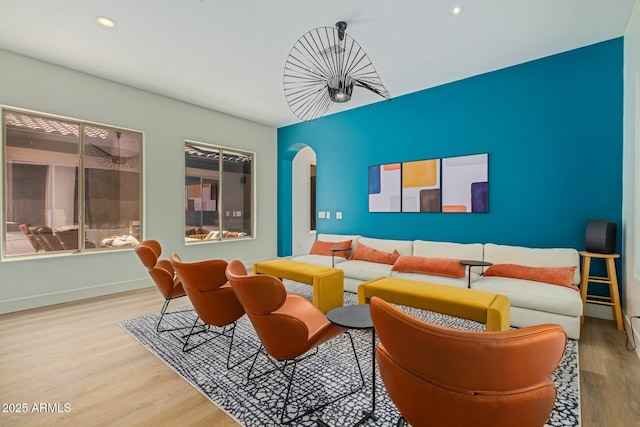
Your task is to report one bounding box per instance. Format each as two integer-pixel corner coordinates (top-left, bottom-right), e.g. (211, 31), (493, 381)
(579, 251), (623, 331)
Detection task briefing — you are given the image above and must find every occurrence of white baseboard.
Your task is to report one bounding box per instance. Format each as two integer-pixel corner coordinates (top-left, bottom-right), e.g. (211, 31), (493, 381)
(584, 302), (614, 320)
(626, 315), (640, 360)
(0, 278), (152, 315)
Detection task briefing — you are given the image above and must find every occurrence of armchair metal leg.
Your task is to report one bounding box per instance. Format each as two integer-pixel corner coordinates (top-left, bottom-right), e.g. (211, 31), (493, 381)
(181, 316), (208, 352)
(225, 325), (261, 370)
(279, 359), (299, 423)
(180, 319), (258, 371)
(182, 318), (235, 353)
(245, 332), (365, 425)
(279, 332), (365, 424)
(396, 416), (408, 426)
(246, 346), (280, 380)
(246, 345), (318, 381)
(156, 296), (194, 333)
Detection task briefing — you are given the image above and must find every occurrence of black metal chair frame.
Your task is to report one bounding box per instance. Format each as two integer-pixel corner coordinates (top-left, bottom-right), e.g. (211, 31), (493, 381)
(156, 295), (194, 333)
(180, 315), (259, 370)
(246, 331), (365, 425)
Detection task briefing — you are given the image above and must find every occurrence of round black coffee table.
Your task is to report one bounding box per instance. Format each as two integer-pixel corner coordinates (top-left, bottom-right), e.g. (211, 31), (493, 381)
(323, 304), (377, 426)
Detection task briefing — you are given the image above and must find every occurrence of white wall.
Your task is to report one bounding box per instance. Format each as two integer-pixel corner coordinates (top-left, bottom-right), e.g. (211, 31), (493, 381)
(623, 0), (640, 358)
(291, 146), (316, 256)
(0, 49), (278, 313)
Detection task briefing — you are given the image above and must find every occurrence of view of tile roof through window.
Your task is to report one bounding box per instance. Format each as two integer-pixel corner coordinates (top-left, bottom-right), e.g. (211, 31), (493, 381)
(4, 112), (109, 138)
(184, 145), (251, 162)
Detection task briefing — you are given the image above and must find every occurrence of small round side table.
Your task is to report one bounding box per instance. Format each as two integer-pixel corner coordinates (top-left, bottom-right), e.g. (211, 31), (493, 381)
(579, 251), (623, 331)
(325, 304), (377, 426)
(459, 260), (493, 288)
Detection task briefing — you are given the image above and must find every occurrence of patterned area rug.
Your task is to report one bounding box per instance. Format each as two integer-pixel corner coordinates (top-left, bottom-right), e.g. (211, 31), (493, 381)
(120, 281), (580, 426)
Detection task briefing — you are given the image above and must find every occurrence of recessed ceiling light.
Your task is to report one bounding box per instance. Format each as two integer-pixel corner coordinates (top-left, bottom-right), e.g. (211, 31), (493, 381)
(97, 16), (116, 28)
(450, 6), (463, 16)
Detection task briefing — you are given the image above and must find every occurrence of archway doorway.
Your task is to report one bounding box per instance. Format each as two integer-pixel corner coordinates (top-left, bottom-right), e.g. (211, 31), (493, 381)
(291, 146), (317, 256)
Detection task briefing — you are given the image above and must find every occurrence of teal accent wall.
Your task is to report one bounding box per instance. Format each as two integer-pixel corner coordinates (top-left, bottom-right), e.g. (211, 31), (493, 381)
(277, 38), (623, 258)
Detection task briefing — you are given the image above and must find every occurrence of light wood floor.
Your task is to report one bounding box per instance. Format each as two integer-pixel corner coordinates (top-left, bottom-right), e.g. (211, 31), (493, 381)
(0, 287), (639, 427)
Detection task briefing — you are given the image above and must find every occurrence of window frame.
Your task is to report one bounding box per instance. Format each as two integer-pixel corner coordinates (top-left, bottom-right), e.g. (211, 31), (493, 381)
(184, 139), (255, 244)
(2, 106), (144, 259)
(310, 163), (316, 231)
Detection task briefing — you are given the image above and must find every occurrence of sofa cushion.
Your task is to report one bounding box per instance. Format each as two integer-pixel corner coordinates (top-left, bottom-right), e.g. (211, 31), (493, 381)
(391, 256), (465, 278)
(413, 240), (484, 259)
(309, 239), (352, 258)
(390, 271), (472, 288)
(483, 243), (580, 285)
(358, 236), (413, 256)
(484, 264), (578, 291)
(413, 240), (484, 273)
(317, 234), (361, 252)
(337, 260), (393, 282)
(471, 276), (583, 317)
(290, 254), (348, 267)
(351, 242), (400, 265)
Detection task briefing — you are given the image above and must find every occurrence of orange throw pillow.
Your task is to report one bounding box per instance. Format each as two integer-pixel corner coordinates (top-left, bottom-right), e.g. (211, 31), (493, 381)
(309, 239), (352, 258)
(484, 264), (578, 290)
(350, 242), (400, 265)
(391, 256), (466, 278)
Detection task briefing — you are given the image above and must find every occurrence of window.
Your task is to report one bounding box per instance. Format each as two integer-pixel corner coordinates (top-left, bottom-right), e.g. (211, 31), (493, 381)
(3, 109), (142, 257)
(184, 141), (253, 242)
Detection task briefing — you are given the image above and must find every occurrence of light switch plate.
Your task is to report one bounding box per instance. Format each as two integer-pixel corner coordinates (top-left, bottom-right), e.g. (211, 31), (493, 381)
(326, 211), (331, 219)
(318, 211), (326, 219)
(336, 212), (343, 219)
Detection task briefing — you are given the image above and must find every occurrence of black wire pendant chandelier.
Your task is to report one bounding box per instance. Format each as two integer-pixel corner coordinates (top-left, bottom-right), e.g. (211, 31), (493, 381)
(284, 21), (391, 122)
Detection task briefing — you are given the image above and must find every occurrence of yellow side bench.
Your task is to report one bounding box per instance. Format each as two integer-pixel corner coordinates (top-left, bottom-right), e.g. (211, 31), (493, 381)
(357, 277), (510, 331)
(252, 259), (344, 313)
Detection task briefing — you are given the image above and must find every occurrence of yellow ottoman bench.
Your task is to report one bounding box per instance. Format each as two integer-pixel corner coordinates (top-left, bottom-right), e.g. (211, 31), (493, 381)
(252, 259), (344, 313)
(357, 277), (510, 331)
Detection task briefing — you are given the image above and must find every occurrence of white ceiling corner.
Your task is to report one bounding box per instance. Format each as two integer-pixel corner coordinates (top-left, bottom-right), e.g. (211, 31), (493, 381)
(0, 0), (634, 128)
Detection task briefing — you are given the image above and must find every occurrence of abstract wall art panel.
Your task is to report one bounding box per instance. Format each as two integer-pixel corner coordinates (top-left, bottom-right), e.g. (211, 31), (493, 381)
(420, 189), (441, 212)
(368, 165), (381, 194)
(402, 159), (441, 212)
(471, 181), (488, 212)
(368, 154), (488, 213)
(369, 163), (401, 212)
(441, 153), (489, 213)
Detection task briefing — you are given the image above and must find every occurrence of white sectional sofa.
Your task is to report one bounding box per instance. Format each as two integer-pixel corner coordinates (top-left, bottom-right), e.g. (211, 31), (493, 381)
(291, 233), (583, 339)
(473, 243), (583, 340)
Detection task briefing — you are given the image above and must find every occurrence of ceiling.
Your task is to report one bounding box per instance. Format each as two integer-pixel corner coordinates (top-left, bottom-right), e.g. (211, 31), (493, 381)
(0, 0), (635, 128)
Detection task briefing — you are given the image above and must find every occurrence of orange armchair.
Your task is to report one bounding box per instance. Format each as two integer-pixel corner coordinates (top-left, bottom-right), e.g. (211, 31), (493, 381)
(134, 240), (188, 332)
(170, 254), (246, 361)
(370, 297), (567, 427)
(225, 259), (364, 424)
